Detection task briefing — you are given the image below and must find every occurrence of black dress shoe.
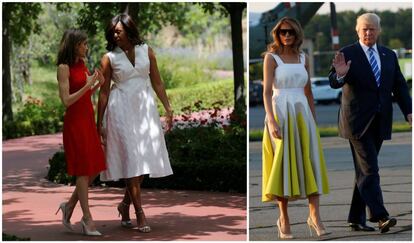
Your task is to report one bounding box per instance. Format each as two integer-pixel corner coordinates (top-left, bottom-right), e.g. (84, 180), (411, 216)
(349, 223), (375, 232)
(378, 217), (397, 233)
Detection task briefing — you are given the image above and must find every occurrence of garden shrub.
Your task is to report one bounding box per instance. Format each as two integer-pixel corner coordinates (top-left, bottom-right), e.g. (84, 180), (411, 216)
(142, 123), (246, 192)
(2, 233), (30, 241)
(3, 97), (64, 140)
(46, 150), (75, 185)
(46, 150), (101, 186)
(159, 79), (233, 116)
(157, 55), (214, 89)
(46, 106), (247, 193)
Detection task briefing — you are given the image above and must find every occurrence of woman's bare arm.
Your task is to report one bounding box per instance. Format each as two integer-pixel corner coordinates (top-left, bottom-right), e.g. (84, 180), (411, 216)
(57, 64), (96, 108)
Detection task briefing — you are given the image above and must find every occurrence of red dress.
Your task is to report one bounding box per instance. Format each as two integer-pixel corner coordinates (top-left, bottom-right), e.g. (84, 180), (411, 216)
(63, 60), (106, 176)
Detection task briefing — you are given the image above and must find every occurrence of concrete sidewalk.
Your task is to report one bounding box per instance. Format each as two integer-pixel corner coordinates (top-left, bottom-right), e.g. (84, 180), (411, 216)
(3, 134), (246, 241)
(249, 132), (412, 241)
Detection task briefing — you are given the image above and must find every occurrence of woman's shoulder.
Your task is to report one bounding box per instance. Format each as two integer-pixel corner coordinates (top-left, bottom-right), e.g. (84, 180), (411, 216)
(263, 52), (278, 67)
(136, 43), (149, 52)
(105, 48), (121, 62)
(299, 50), (308, 57)
(299, 51), (308, 64)
(264, 52), (278, 61)
(264, 51), (277, 57)
(57, 63), (71, 73)
(58, 63), (69, 69)
(107, 47), (121, 55)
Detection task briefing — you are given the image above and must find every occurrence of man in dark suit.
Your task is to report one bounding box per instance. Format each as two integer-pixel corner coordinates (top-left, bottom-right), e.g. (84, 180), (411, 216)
(329, 13), (412, 234)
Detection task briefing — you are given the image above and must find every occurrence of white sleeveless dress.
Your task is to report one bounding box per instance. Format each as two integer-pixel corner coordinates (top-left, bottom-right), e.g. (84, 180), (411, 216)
(101, 44), (173, 181)
(262, 52), (329, 202)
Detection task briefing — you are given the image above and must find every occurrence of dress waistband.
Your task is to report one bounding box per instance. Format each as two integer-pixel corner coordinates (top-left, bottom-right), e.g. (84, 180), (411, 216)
(273, 88), (304, 95)
(111, 77), (151, 92)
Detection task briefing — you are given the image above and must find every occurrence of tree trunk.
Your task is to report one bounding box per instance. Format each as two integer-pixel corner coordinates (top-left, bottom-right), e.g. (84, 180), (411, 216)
(222, 3), (246, 114)
(3, 6), (13, 121)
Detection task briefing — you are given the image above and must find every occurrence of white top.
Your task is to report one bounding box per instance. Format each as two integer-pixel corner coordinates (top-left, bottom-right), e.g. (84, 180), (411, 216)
(269, 52), (308, 90)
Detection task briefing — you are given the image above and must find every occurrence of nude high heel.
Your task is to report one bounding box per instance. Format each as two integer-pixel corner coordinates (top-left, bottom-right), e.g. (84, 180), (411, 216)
(55, 202), (74, 231)
(80, 217), (102, 236)
(307, 217), (330, 237)
(276, 219), (293, 239)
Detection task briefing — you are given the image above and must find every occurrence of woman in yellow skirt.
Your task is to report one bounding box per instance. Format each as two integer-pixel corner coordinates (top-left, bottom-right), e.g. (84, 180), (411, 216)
(262, 17), (330, 239)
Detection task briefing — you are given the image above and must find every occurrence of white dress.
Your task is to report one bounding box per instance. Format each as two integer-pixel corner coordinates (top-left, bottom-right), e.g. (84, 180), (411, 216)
(101, 44), (173, 181)
(262, 52), (329, 202)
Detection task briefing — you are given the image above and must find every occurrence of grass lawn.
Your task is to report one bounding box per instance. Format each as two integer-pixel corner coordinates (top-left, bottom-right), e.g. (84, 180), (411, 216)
(13, 63), (59, 112)
(161, 78), (233, 115)
(17, 63), (233, 115)
(249, 122), (412, 141)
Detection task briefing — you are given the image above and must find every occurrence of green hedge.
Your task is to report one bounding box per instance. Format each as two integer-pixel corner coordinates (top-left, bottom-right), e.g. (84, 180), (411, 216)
(3, 97), (64, 140)
(159, 78), (233, 116)
(46, 122), (246, 193)
(142, 125), (246, 192)
(2, 233), (30, 241)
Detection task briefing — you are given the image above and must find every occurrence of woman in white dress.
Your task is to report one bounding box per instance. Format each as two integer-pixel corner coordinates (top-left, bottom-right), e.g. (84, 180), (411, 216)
(262, 17), (329, 239)
(97, 14), (173, 233)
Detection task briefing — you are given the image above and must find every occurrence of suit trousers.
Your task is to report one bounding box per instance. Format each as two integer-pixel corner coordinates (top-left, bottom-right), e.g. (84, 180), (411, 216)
(347, 114), (389, 223)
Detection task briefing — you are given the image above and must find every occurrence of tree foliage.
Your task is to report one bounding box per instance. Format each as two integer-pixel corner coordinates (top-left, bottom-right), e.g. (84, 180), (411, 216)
(4, 3), (42, 45)
(198, 3), (247, 115)
(76, 3), (190, 37)
(3, 3), (43, 121)
(303, 8), (412, 76)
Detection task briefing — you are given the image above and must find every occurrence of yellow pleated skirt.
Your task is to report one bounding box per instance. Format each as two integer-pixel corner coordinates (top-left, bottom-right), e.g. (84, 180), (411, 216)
(262, 101), (329, 202)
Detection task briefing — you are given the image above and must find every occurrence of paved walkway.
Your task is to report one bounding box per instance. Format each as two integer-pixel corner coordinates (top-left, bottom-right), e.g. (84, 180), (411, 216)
(3, 134), (246, 241)
(249, 132), (412, 241)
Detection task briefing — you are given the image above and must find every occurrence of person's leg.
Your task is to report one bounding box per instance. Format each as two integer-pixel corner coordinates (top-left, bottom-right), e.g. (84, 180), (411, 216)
(66, 174), (98, 221)
(76, 176), (97, 231)
(277, 197), (291, 234)
(118, 180), (132, 223)
(308, 194), (326, 230)
(122, 182), (131, 205)
(125, 176), (150, 230)
(347, 142), (367, 225)
(349, 133), (388, 223)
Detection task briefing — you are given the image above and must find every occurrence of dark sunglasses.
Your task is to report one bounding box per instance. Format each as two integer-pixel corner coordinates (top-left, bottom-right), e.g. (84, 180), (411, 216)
(278, 29), (295, 36)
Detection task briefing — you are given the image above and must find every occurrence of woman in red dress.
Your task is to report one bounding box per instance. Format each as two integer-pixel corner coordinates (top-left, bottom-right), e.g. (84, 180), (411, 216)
(55, 29), (106, 236)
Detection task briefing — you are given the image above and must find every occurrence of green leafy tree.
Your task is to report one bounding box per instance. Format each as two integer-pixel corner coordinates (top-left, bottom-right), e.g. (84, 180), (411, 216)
(77, 3), (189, 37)
(389, 38), (404, 49)
(201, 2), (247, 115)
(31, 3), (83, 65)
(177, 4), (231, 48)
(3, 3), (42, 122)
(303, 8), (411, 76)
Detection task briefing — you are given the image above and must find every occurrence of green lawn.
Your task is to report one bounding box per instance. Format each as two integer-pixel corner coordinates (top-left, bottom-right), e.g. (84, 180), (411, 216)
(161, 78), (233, 115)
(15, 63), (233, 115)
(249, 122), (412, 141)
(13, 63), (59, 112)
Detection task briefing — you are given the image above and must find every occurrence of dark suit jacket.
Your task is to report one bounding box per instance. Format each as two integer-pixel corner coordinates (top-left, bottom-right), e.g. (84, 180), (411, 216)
(329, 42), (411, 140)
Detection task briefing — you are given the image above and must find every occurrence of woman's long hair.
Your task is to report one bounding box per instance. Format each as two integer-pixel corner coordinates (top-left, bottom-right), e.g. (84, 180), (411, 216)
(105, 14), (144, 51)
(265, 17), (304, 55)
(57, 29), (87, 66)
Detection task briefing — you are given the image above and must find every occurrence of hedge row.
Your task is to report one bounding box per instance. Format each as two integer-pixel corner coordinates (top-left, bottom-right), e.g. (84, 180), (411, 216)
(46, 123), (246, 193)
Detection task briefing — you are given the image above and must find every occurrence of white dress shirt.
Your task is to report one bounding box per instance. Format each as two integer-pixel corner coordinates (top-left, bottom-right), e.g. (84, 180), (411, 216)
(359, 40), (381, 71)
